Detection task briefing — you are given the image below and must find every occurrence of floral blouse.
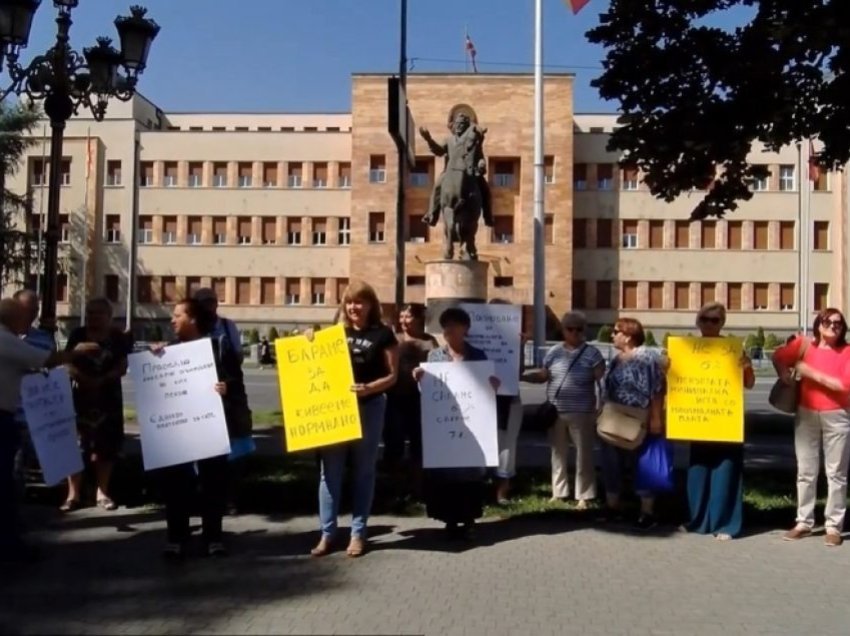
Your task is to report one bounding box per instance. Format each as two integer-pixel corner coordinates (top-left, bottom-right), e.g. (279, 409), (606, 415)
(603, 349), (664, 409)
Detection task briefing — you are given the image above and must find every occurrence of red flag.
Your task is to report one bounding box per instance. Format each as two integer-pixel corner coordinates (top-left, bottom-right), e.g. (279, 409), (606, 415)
(465, 32), (478, 73)
(567, 0), (591, 13)
(808, 139), (820, 183)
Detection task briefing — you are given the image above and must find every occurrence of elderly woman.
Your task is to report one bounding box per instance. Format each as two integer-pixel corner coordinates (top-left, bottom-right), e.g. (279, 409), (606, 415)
(681, 302), (755, 540)
(774, 308), (850, 547)
(524, 311), (605, 507)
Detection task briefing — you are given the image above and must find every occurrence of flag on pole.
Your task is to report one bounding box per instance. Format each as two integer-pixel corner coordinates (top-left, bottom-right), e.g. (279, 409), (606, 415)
(566, 0), (591, 13)
(808, 139), (820, 183)
(465, 31), (478, 73)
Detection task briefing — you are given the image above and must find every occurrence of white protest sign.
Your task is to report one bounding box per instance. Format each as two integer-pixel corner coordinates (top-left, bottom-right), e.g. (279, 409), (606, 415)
(420, 360), (498, 469)
(128, 339), (230, 471)
(459, 303), (522, 396)
(20, 367), (83, 486)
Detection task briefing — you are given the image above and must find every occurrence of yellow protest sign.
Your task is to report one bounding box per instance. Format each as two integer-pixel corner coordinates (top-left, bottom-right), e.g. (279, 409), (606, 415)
(666, 337), (744, 443)
(275, 324), (362, 452)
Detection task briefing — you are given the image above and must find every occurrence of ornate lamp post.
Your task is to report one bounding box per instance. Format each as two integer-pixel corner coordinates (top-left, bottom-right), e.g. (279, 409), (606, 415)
(0, 1), (159, 331)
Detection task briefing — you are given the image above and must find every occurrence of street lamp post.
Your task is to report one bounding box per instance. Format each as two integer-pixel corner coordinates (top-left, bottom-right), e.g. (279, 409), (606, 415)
(0, 0), (158, 332)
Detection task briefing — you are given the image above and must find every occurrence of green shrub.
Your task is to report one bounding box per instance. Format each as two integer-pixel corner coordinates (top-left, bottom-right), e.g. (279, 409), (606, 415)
(764, 333), (781, 350)
(596, 325), (613, 343)
(268, 326), (279, 341)
(247, 328), (260, 345)
(644, 330), (658, 347)
(754, 327), (766, 348)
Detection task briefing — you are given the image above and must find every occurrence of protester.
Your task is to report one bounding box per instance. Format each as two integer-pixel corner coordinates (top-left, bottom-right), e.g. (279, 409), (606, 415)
(156, 298), (250, 559)
(679, 303), (755, 540)
(414, 308), (500, 539)
(310, 280), (399, 558)
(62, 298), (132, 512)
(259, 337), (274, 368)
(0, 298), (99, 564)
(384, 303), (437, 484)
(523, 311), (605, 507)
(599, 317), (665, 531)
(194, 287), (243, 361)
(773, 308), (850, 547)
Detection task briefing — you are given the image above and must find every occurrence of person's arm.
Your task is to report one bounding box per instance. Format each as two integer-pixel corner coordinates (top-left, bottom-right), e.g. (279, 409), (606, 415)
(522, 346), (553, 383)
(742, 354), (756, 390)
(357, 343), (399, 398)
(419, 127), (447, 157)
(772, 337), (802, 385)
(796, 361), (848, 393)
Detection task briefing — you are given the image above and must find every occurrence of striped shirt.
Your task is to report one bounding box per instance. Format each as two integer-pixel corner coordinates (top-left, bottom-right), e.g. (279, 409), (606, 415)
(543, 343), (605, 414)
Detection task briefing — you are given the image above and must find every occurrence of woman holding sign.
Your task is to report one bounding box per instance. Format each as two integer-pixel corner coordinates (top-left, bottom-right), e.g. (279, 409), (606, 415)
(311, 281), (399, 559)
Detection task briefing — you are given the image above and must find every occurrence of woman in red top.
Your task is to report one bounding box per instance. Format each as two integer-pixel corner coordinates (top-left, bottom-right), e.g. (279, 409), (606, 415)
(773, 308), (850, 547)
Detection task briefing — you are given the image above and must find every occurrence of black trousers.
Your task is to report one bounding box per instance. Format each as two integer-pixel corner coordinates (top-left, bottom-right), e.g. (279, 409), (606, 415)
(0, 411), (20, 552)
(160, 454), (228, 544)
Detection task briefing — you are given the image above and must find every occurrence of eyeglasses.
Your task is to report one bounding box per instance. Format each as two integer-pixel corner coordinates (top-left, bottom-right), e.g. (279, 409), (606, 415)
(821, 318), (845, 329)
(699, 316), (722, 325)
(612, 328), (622, 335)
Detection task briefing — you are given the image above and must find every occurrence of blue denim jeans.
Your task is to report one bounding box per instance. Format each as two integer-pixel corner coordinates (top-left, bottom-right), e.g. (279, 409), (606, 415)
(318, 395), (386, 538)
(0, 411), (21, 551)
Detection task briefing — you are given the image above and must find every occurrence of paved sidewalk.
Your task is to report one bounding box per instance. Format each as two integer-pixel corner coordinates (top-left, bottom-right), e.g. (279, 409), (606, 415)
(2, 506), (848, 635)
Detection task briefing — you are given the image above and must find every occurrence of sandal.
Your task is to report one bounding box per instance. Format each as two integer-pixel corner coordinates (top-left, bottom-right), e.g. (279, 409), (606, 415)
(310, 536), (335, 557)
(97, 497), (118, 511)
(346, 536), (366, 558)
(60, 499), (81, 513)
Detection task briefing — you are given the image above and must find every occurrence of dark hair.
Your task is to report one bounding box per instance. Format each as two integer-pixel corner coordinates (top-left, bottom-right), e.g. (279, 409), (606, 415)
(614, 317), (646, 347)
(85, 296), (114, 317)
(177, 298), (217, 336)
(401, 303), (427, 323)
(813, 307), (848, 346)
(439, 307), (471, 329)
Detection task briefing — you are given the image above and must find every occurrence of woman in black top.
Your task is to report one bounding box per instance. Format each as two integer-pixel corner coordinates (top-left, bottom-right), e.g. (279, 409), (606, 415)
(311, 280), (399, 558)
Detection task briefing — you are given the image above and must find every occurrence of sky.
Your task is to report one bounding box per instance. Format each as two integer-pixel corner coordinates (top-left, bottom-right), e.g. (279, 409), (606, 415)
(17, 0), (745, 114)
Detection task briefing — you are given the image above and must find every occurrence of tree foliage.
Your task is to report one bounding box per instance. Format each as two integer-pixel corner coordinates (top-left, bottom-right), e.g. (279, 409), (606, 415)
(588, 0), (850, 218)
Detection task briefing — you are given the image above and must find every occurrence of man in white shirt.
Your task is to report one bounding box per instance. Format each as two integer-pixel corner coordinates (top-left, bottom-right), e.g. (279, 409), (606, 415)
(0, 298), (98, 564)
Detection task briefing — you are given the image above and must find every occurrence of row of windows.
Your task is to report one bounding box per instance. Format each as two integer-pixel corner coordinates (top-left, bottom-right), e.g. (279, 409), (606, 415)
(572, 281), (830, 312)
(576, 218), (831, 251)
(163, 124), (350, 133)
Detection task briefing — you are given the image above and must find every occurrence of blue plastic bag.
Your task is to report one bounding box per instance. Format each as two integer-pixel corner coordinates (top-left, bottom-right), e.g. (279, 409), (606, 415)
(228, 436), (256, 462)
(635, 435), (674, 493)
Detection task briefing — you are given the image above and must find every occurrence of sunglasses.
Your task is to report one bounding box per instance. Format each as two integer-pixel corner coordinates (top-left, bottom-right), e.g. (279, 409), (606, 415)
(821, 318), (845, 329)
(699, 316), (722, 325)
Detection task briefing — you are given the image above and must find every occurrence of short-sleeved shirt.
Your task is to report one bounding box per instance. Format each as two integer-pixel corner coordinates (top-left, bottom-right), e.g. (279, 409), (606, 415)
(346, 324), (397, 386)
(0, 324), (52, 413)
(774, 335), (850, 411)
(603, 350), (664, 410)
(65, 328), (133, 424)
(543, 343), (605, 414)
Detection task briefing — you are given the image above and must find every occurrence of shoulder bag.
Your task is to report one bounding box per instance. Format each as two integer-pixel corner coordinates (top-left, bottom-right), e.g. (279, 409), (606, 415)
(527, 344), (588, 432)
(596, 356), (650, 450)
(768, 339), (811, 414)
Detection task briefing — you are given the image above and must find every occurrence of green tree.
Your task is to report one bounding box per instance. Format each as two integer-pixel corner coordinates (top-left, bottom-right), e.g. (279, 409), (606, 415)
(268, 326), (279, 341)
(247, 328), (260, 345)
(596, 325), (613, 343)
(588, 1), (847, 218)
(663, 332), (673, 348)
(644, 330), (658, 347)
(754, 327), (766, 348)
(764, 333), (782, 350)
(0, 102), (40, 287)
(744, 333), (757, 351)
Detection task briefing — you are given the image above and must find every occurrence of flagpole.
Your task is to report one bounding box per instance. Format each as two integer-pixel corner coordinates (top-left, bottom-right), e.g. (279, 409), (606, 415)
(465, 26), (469, 73)
(532, 0), (546, 362)
(80, 128), (90, 325)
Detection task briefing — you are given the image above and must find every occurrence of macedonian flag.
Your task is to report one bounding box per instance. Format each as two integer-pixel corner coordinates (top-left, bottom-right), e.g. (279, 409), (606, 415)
(566, 0), (591, 13)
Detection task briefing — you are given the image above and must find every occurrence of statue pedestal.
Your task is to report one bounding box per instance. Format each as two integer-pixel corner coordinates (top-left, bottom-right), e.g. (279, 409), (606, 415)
(424, 260), (489, 333)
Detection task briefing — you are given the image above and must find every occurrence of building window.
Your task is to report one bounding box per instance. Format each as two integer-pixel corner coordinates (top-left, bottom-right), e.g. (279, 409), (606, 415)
(237, 217), (252, 245)
(621, 282), (638, 309)
(369, 212), (385, 243)
(31, 158), (46, 186)
(574, 163), (587, 190)
(597, 163), (614, 190)
(700, 282), (716, 306)
(406, 275), (426, 286)
(621, 163), (638, 191)
(213, 218), (227, 245)
(597, 219), (612, 248)
(369, 155), (386, 183)
(779, 165), (795, 191)
(752, 168), (769, 192)
(674, 221), (690, 248)
(262, 218), (277, 245)
(544, 156), (555, 184)
(336, 278), (349, 301)
(236, 277), (251, 304)
(238, 162), (253, 187)
(492, 215), (514, 244)
(260, 277), (276, 305)
(213, 162), (228, 187)
(728, 221), (742, 249)
(59, 214), (70, 243)
(313, 162), (328, 188)
(164, 161), (178, 187)
(544, 214), (554, 245)
(187, 216), (203, 245)
(338, 217), (351, 245)
(312, 217), (327, 245)
(263, 162), (277, 187)
(60, 159), (71, 185)
(573, 218), (587, 248)
(779, 221), (795, 250)
(812, 167), (829, 192)
(188, 162), (203, 187)
(104, 215), (121, 243)
(674, 282), (690, 310)
(287, 162), (303, 188)
(649, 220), (664, 249)
(287, 218), (302, 245)
(212, 277), (226, 303)
(140, 161), (153, 187)
(813, 221), (829, 250)
(162, 216), (177, 245)
(727, 283), (742, 311)
(410, 159), (430, 187)
(621, 220), (638, 249)
(492, 160), (516, 188)
(780, 283), (795, 311)
(754, 221), (769, 250)
(407, 214), (428, 243)
(186, 277), (202, 298)
(596, 281), (612, 309)
(572, 280), (586, 308)
(104, 275), (119, 303)
(138, 215), (153, 244)
(754, 283), (769, 310)
(649, 282), (664, 309)
(285, 278), (300, 305)
(814, 283), (829, 311)
(338, 162), (351, 188)
(701, 221), (716, 249)
(311, 279), (326, 305)
(494, 276), (514, 288)
(161, 276), (177, 303)
(137, 276), (153, 303)
(106, 160), (122, 186)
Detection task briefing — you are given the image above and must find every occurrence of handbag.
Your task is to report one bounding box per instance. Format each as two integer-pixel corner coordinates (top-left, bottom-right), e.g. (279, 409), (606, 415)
(768, 339), (810, 414)
(635, 435), (674, 493)
(527, 344), (589, 432)
(596, 401), (648, 450)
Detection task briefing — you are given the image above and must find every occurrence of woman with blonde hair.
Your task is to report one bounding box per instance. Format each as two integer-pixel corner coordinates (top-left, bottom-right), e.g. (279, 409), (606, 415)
(310, 280), (399, 558)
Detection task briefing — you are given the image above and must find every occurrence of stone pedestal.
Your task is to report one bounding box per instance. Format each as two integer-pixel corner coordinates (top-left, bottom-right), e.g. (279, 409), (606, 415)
(424, 260), (489, 333)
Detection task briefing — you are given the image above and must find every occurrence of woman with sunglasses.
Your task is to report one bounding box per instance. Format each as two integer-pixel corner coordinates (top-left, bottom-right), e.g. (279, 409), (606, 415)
(681, 303), (755, 540)
(773, 308), (850, 547)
